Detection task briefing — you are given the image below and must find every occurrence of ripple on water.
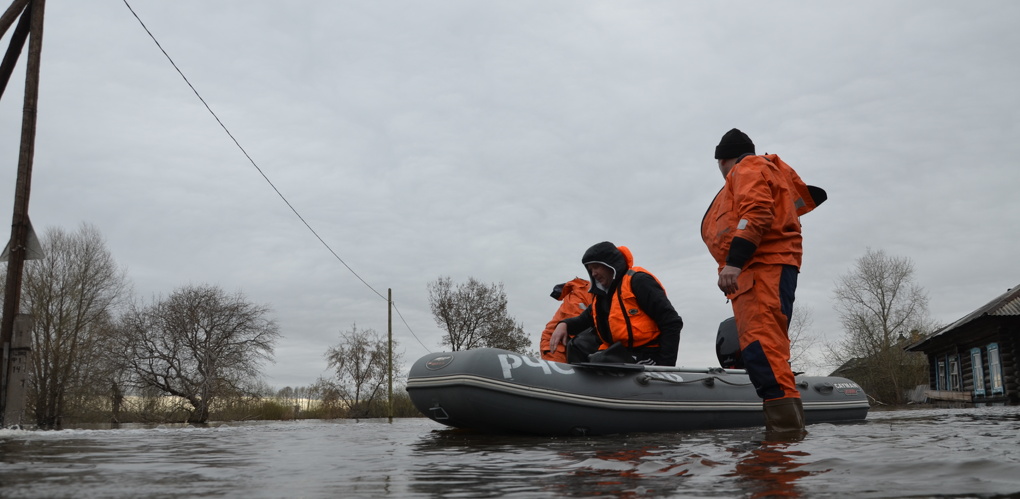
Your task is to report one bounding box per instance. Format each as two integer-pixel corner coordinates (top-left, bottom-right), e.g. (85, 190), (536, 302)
(2, 409), (1020, 498)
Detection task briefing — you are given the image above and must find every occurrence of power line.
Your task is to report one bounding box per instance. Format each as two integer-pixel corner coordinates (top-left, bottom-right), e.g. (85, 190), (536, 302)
(121, 0), (431, 352)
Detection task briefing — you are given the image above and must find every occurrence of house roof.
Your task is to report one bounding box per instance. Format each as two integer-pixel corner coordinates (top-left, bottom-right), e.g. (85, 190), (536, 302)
(906, 284), (1020, 351)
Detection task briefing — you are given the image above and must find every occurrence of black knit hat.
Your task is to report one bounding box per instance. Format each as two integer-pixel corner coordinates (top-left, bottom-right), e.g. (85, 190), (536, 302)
(714, 128), (755, 159)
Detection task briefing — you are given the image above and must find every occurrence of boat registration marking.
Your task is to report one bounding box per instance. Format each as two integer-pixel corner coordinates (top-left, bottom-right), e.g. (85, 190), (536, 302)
(499, 353), (574, 379)
(833, 381), (863, 395)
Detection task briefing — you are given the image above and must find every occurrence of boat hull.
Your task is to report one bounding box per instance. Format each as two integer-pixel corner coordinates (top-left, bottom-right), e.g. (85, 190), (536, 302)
(406, 348), (869, 436)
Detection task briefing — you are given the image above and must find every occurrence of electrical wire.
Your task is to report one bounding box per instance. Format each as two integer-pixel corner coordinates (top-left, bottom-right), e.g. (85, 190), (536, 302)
(121, 0), (431, 352)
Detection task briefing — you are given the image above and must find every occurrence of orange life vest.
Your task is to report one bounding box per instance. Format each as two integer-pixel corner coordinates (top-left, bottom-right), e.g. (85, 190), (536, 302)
(590, 266), (663, 349)
(540, 278), (593, 362)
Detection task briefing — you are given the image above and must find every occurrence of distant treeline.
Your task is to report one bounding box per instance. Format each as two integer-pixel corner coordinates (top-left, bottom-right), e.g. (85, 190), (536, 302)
(59, 389), (423, 427)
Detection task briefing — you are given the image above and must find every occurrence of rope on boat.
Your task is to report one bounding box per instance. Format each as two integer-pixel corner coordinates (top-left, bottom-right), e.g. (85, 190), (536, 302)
(638, 374), (754, 387)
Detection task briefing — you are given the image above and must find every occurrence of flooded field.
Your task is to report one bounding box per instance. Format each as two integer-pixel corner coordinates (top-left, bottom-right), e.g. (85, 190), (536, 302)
(2, 406), (1019, 498)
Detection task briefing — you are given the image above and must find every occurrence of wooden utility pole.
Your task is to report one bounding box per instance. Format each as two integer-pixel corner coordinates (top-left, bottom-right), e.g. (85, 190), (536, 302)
(387, 288), (393, 423)
(1, 0), (45, 427)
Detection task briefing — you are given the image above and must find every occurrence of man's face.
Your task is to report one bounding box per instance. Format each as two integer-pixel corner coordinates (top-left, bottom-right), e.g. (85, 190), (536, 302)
(718, 158), (736, 178)
(586, 263), (614, 288)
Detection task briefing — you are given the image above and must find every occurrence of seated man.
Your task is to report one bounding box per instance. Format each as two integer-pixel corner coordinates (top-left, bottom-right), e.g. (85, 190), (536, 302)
(539, 277), (593, 363)
(550, 241), (683, 366)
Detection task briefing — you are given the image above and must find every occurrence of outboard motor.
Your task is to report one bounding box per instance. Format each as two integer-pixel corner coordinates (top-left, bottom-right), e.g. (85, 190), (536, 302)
(716, 317), (743, 369)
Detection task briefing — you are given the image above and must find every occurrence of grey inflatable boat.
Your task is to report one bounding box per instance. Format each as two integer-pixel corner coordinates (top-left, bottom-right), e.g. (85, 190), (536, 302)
(406, 347), (869, 436)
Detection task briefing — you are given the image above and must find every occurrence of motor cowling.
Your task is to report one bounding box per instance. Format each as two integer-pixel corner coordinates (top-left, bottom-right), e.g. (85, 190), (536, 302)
(716, 317), (743, 369)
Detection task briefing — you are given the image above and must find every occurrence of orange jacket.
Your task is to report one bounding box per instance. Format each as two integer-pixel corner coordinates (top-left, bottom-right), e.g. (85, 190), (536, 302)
(590, 266), (664, 349)
(539, 277), (593, 362)
(702, 154), (823, 272)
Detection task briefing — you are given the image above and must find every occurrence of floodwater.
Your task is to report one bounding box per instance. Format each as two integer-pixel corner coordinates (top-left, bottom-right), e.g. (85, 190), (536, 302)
(2, 406), (1019, 498)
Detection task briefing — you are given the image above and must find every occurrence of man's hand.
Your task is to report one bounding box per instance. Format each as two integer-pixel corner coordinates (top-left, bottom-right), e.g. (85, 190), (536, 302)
(718, 265), (742, 295)
(550, 322), (569, 347)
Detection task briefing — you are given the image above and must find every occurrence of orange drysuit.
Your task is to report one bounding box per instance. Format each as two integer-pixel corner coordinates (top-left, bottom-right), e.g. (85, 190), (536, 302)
(540, 278), (593, 363)
(702, 154), (824, 401)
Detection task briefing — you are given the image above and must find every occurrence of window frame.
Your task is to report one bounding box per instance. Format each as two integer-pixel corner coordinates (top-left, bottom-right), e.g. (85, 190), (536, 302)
(970, 347), (985, 397)
(988, 343), (1004, 395)
(948, 355), (962, 391)
(936, 358), (946, 391)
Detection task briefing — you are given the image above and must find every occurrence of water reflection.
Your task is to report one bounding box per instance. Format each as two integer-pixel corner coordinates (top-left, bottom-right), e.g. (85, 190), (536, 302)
(727, 441), (815, 498)
(409, 426), (825, 497)
(408, 428), (559, 496)
(3, 410), (1020, 498)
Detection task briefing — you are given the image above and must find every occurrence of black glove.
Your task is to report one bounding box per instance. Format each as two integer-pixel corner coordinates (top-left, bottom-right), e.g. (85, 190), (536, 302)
(587, 342), (636, 364)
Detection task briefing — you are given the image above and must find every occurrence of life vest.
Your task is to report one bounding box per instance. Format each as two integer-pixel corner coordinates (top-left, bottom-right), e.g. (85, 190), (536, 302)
(590, 266), (663, 349)
(540, 278), (593, 363)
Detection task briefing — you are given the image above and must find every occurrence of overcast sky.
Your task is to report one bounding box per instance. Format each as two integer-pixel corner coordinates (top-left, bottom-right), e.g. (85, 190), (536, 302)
(1, 1), (1017, 389)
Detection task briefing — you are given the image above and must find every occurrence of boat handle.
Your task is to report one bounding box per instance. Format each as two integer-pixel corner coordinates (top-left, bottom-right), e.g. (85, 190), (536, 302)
(429, 405), (450, 420)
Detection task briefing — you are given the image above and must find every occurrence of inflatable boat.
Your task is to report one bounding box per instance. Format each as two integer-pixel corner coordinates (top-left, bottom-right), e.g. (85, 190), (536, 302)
(406, 347), (869, 436)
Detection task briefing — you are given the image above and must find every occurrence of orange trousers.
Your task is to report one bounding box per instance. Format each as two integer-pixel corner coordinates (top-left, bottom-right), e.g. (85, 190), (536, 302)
(732, 263), (799, 401)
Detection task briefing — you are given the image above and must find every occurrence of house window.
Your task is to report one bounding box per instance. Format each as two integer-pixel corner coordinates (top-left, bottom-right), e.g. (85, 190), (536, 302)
(988, 343), (1004, 395)
(937, 359), (946, 390)
(971, 347), (985, 396)
(948, 355), (961, 391)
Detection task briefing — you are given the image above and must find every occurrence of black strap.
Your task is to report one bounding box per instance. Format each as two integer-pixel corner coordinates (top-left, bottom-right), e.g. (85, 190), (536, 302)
(618, 271), (635, 347)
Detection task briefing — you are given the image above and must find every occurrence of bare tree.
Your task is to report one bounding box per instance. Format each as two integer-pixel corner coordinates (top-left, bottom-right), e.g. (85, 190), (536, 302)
(828, 248), (932, 404)
(115, 284), (279, 423)
(788, 308), (820, 374)
(427, 276), (529, 353)
(276, 386), (295, 407)
(313, 378), (345, 419)
(20, 224), (127, 427)
(292, 384), (316, 413)
(322, 323), (401, 418)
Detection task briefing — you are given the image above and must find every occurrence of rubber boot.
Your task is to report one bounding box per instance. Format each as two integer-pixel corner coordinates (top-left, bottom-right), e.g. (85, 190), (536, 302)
(763, 397), (807, 441)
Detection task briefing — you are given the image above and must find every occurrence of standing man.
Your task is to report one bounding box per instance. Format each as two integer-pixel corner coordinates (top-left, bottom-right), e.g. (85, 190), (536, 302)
(701, 128), (826, 437)
(549, 242), (683, 366)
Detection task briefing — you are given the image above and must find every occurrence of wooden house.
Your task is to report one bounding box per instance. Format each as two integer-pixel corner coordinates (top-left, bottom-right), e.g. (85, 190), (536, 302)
(905, 285), (1020, 405)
